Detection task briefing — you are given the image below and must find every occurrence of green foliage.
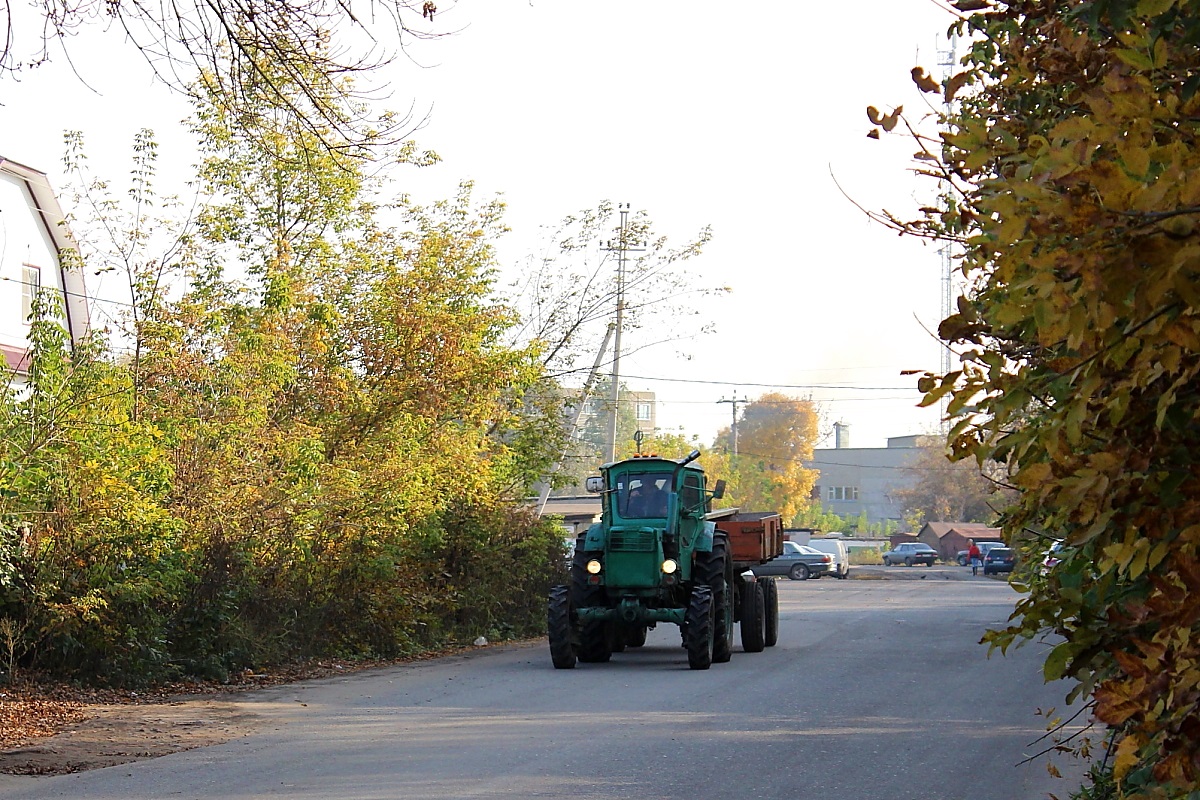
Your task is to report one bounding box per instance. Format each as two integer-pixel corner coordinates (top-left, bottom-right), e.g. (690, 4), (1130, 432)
(877, 1), (1200, 795)
(790, 506), (897, 538)
(0, 65), (563, 686)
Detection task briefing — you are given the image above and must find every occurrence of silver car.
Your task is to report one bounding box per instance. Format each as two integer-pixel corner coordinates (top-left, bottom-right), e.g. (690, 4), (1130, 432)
(751, 541), (833, 581)
(882, 542), (938, 566)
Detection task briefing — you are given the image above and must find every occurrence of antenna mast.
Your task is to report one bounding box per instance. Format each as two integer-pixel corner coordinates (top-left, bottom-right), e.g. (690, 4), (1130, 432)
(937, 30), (959, 431)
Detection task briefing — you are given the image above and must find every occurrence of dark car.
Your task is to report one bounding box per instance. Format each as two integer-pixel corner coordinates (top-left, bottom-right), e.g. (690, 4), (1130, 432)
(882, 542), (938, 566)
(983, 546), (1016, 575)
(751, 541), (832, 581)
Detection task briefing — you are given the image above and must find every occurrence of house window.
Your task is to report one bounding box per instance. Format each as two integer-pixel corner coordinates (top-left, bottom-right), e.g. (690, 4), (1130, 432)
(21, 265), (41, 322)
(826, 486), (859, 501)
(636, 402), (652, 421)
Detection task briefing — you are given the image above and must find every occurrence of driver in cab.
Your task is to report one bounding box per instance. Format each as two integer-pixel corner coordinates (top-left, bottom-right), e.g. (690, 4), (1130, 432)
(625, 480), (668, 518)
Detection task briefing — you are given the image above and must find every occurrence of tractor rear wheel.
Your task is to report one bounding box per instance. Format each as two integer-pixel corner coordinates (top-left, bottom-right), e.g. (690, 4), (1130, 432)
(760, 577), (779, 647)
(696, 534), (734, 663)
(685, 586), (714, 670)
(547, 585), (576, 669)
(741, 580), (766, 653)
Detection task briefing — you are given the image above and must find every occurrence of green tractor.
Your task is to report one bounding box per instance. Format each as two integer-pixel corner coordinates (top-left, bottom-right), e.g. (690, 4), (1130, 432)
(548, 449), (743, 670)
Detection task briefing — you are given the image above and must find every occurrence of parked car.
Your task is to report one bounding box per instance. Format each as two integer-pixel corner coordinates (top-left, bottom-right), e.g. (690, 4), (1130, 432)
(982, 546), (1016, 575)
(956, 540), (1006, 566)
(806, 538), (850, 579)
(752, 540), (832, 581)
(882, 542), (938, 566)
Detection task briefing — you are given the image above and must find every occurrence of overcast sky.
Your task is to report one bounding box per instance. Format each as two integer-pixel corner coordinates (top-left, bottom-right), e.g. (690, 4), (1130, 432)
(3, 0), (961, 449)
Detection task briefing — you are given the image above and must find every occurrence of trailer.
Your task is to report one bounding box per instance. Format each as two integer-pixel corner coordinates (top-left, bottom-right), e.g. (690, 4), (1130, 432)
(709, 509), (784, 651)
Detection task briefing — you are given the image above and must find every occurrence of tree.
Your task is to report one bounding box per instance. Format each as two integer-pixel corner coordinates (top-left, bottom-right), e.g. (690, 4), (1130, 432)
(506, 201), (724, 494)
(2, 0), (440, 156)
(713, 393), (818, 521)
(506, 200), (721, 383)
(874, 1), (1200, 796)
(0, 53), (567, 685)
(889, 445), (1013, 525)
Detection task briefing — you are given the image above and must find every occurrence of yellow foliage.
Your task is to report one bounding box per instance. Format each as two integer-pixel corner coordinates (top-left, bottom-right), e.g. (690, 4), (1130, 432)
(882, 1), (1200, 796)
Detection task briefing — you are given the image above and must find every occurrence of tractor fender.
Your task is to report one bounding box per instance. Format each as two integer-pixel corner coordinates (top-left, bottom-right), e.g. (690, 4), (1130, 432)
(692, 522), (716, 553)
(583, 522), (604, 551)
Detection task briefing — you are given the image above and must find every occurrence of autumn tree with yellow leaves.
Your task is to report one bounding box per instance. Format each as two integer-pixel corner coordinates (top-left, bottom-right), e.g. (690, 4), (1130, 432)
(875, 0), (1200, 796)
(713, 393), (818, 522)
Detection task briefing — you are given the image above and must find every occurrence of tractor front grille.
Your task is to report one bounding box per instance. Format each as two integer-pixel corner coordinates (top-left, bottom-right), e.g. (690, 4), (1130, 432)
(608, 527), (657, 552)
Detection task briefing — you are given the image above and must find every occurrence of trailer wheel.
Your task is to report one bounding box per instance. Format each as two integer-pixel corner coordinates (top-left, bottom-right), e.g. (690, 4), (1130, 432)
(760, 577), (779, 647)
(696, 534), (734, 664)
(788, 563), (810, 581)
(741, 580), (766, 653)
(547, 585), (577, 669)
(685, 586), (714, 670)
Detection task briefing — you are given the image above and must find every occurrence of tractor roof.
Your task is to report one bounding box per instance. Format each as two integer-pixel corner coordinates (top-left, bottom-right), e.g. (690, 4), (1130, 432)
(602, 454), (704, 474)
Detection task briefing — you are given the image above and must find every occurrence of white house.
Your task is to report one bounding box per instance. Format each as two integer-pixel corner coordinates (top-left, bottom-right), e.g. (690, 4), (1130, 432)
(0, 157), (90, 384)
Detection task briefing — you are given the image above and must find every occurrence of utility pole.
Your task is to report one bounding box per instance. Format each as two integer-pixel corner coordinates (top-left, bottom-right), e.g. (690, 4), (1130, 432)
(717, 393), (740, 457)
(601, 203), (644, 462)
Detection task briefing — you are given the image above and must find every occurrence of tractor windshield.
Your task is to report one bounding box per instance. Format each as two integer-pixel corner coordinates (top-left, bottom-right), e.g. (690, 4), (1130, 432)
(616, 473), (671, 519)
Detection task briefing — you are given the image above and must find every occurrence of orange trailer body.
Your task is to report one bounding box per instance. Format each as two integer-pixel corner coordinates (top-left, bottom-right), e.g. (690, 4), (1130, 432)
(713, 511), (785, 568)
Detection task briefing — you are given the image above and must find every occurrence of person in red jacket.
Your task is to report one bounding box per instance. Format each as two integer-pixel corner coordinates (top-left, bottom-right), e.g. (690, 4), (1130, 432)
(967, 539), (982, 576)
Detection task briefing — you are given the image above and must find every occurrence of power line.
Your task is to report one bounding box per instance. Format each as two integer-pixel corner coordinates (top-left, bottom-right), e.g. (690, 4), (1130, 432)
(654, 395), (920, 406)
(617, 373), (919, 391)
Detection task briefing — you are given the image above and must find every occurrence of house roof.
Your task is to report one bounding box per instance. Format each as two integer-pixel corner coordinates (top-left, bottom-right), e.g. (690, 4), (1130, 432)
(920, 522), (1001, 539)
(537, 496), (601, 520)
(0, 156), (90, 345)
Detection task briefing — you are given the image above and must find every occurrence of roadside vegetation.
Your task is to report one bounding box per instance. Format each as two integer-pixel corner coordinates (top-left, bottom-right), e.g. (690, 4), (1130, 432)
(0, 60), (572, 687)
(873, 1), (1200, 797)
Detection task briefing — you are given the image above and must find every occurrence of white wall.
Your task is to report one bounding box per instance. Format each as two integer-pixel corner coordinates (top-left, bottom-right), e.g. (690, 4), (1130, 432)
(0, 170), (64, 353)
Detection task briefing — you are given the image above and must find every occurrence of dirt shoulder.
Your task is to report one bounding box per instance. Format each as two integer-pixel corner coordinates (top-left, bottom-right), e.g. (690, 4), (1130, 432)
(0, 648), (489, 777)
(0, 692), (259, 776)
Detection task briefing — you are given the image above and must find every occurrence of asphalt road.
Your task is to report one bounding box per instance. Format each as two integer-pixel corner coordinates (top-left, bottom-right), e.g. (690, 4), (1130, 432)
(0, 576), (1093, 800)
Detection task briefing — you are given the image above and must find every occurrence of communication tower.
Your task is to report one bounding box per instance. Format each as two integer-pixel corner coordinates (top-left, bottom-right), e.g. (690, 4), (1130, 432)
(936, 30), (959, 431)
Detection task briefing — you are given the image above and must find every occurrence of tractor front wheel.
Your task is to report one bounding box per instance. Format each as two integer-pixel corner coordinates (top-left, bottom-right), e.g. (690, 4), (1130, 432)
(685, 586), (714, 670)
(548, 585), (576, 669)
(578, 618), (613, 663)
(696, 534), (734, 664)
(624, 625), (648, 648)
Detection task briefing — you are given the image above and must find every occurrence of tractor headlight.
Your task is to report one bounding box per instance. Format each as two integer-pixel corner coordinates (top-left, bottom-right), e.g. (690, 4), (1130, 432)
(661, 559), (678, 575)
(586, 559), (603, 575)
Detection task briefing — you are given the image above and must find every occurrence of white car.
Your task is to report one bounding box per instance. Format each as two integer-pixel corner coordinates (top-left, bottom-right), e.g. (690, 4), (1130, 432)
(1040, 541), (1066, 575)
(806, 538), (850, 579)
